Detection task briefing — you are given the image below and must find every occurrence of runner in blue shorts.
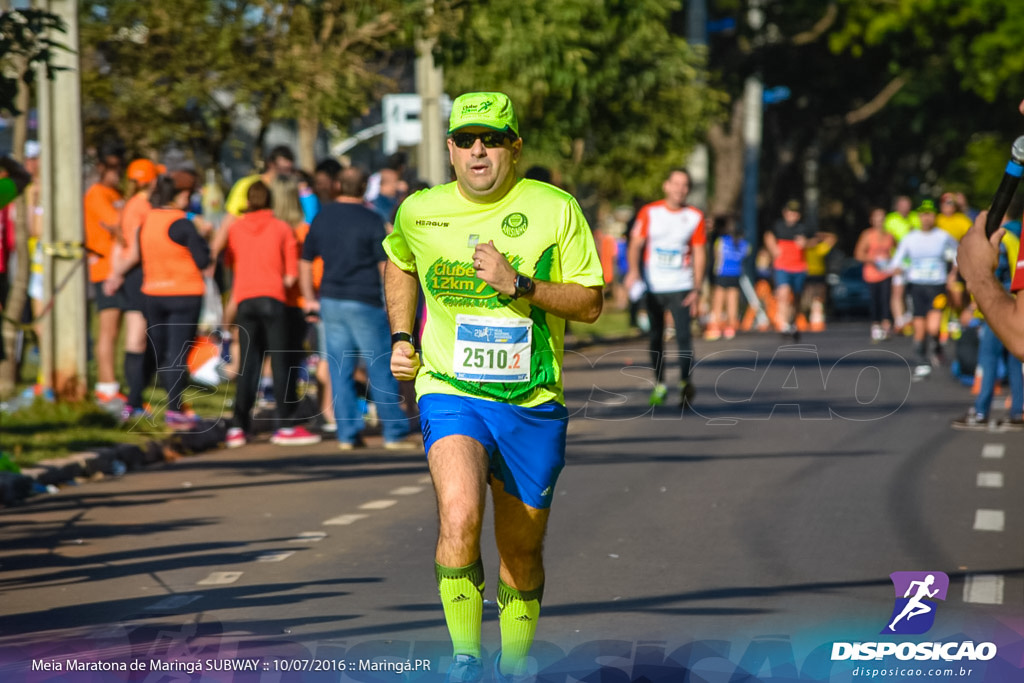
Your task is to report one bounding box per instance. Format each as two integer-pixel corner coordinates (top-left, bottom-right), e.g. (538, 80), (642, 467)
(383, 92), (604, 682)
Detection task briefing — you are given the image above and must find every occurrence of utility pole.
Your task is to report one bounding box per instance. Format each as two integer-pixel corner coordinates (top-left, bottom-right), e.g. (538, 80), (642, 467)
(40, 0), (87, 400)
(686, 0), (709, 211)
(415, 0), (447, 187)
(742, 0), (766, 276)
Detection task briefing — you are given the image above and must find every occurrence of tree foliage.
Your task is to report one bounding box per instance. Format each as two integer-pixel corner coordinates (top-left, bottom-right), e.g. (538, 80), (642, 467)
(80, 0), (416, 171)
(431, 0), (721, 204)
(80, 0), (256, 165)
(244, 0), (412, 170)
(702, 0), (1024, 246)
(0, 8), (66, 116)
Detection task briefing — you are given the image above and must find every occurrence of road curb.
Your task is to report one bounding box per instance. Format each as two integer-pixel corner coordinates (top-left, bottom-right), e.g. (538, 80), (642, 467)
(0, 421), (227, 507)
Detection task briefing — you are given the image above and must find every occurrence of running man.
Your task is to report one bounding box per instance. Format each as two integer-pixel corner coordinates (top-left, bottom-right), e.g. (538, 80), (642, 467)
(384, 92), (604, 683)
(887, 574), (940, 632)
(887, 200), (958, 378)
(624, 168), (706, 408)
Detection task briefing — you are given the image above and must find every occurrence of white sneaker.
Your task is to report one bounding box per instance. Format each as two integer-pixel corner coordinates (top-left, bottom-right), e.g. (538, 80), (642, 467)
(225, 427), (247, 449)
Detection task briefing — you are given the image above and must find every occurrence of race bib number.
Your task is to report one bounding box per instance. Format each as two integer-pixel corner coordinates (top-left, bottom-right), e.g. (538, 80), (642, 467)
(654, 247), (683, 269)
(453, 314), (531, 383)
(909, 257), (944, 283)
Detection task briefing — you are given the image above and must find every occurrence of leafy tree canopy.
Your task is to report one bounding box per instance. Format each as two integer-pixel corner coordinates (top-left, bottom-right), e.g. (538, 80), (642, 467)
(432, 0), (722, 203)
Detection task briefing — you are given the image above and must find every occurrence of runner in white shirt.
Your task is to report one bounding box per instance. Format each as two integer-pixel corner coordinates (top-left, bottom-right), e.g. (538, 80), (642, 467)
(625, 168), (706, 408)
(888, 200), (958, 378)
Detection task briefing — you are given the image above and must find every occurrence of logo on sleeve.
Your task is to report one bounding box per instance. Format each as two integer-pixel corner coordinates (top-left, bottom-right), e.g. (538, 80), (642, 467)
(501, 212), (528, 238)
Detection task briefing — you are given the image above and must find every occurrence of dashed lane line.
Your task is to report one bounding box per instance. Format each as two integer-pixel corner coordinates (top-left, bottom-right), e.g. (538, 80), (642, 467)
(288, 531), (328, 543)
(982, 443), (1005, 459)
(963, 574), (1004, 605)
(359, 499), (398, 510)
(197, 571), (243, 585)
(976, 472), (1004, 488)
(390, 486), (425, 495)
(324, 513), (370, 526)
(973, 509), (1005, 532)
(256, 551), (296, 562)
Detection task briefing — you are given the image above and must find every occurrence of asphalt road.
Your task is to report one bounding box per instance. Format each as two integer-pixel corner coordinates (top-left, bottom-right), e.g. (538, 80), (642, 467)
(1, 322), (1023, 682)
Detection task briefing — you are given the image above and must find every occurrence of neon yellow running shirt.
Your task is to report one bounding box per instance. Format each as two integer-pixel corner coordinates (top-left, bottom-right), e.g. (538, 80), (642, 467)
(384, 178), (604, 407)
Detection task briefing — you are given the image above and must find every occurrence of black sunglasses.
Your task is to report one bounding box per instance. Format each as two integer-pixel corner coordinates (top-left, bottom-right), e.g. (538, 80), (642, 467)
(450, 131), (516, 149)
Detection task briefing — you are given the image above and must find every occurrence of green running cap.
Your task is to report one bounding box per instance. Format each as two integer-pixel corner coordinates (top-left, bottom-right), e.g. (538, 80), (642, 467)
(448, 92), (519, 137)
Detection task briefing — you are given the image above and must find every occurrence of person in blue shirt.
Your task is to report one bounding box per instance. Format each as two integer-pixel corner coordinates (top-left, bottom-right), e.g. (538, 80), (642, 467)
(705, 214), (749, 340)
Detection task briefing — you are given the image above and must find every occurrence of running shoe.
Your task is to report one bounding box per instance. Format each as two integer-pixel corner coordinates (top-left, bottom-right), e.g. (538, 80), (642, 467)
(679, 380), (696, 409)
(492, 654), (532, 683)
(951, 412), (988, 430)
(445, 654), (483, 683)
(913, 364), (932, 379)
(999, 417), (1024, 431)
(648, 383), (668, 406)
(270, 426), (322, 446)
(165, 409), (201, 429)
(384, 439), (420, 451)
(120, 404), (153, 422)
(321, 421), (338, 434)
(95, 390), (127, 416)
(225, 427), (247, 448)
(723, 326), (736, 340)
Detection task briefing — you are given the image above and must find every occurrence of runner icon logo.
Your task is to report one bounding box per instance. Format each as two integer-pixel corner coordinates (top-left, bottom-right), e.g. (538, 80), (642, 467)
(882, 571), (949, 635)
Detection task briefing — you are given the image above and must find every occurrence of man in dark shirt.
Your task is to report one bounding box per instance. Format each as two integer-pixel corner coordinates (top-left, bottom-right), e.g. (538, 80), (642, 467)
(300, 167), (414, 450)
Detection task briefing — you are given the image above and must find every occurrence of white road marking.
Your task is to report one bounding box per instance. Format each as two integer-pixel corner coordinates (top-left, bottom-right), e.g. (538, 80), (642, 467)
(389, 486), (424, 495)
(982, 444), (1005, 459)
(963, 574), (1004, 605)
(197, 571), (243, 585)
(256, 551), (295, 562)
(973, 509), (1005, 532)
(977, 472), (1004, 488)
(359, 499), (397, 510)
(418, 476), (432, 485)
(288, 531), (327, 543)
(323, 514), (369, 526)
(145, 595), (203, 611)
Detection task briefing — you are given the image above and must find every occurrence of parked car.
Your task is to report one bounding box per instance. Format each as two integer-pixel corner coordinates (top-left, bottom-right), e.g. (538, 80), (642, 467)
(826, 258), (872, 317)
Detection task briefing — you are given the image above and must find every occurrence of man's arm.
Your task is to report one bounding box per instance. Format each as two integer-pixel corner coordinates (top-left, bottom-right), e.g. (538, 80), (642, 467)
(959, 211), (1024, 358)
(625, 230), (643, 289)
(299, 260), (318, 314)
(385, 260), (421, 381)
(473, 240), (603, 323)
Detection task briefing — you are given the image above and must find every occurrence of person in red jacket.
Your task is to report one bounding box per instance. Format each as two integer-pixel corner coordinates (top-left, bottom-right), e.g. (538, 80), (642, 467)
(222, 180), (320, 448)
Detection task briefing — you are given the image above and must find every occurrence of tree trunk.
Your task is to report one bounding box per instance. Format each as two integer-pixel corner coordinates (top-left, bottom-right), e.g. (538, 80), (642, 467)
(297, 116), (318, 174)
(707, 96), (745, 218)
(0, 64), (30, 398)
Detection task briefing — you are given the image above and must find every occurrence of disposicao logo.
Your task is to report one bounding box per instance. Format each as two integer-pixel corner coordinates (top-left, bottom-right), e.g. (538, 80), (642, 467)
(831, 571), (998, 663)
(883, 571), (948, 635)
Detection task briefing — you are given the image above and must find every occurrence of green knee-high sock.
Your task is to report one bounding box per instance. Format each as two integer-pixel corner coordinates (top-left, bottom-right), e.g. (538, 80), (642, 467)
(497, 579), (543, 676)
(436, 559), (485, 658)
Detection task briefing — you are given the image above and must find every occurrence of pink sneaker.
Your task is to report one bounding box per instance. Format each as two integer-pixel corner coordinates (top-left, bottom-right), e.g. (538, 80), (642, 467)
(225, 427), (247, 449)
(271, 426), (322, 446)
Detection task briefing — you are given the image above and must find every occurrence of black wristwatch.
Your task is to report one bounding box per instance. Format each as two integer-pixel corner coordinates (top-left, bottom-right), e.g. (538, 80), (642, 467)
(510, 273), (535, 300)
(391, 331), (414, 345)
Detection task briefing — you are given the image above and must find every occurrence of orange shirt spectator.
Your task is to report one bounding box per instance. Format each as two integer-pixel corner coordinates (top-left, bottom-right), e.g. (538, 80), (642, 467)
(84, 183), (124, 283)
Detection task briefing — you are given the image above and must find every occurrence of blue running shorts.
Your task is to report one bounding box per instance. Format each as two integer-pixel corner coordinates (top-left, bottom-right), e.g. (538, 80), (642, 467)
(418, 393), (569, 509)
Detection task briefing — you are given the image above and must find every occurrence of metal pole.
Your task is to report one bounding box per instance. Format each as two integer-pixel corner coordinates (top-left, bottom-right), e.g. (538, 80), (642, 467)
(45, 0), (87, 400)
(742, 76), (763, 276)
(35, 1), (53, 390)
(686, 0), (709, 211)
(415, 0), (447, 187)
